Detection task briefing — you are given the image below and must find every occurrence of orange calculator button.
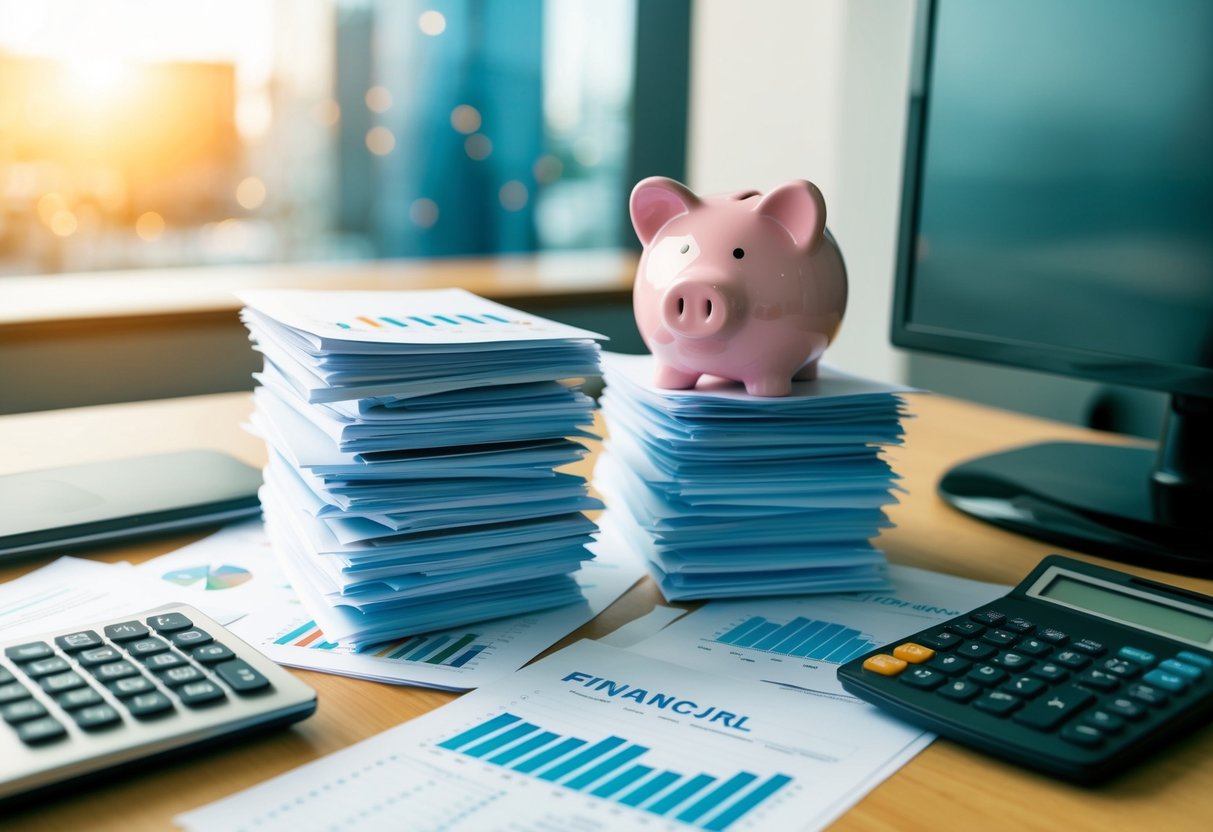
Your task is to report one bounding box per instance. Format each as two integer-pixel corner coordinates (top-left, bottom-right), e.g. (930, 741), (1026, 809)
(893, 643), (936, 664)
(863, 654), (908, 676)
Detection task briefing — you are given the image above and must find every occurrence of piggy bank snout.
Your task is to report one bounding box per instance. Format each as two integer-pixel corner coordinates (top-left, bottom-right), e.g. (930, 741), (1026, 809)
(661, 277), (741, 339)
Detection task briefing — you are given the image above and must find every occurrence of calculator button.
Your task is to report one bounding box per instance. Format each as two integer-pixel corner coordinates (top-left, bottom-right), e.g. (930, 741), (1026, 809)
(974, 691), (1021, 716)
(73, 704), (122, 731)
(107, 676), (156, 698)
(148, 612), (194, 633)
(970, 610), (1006, 627)
(2, 698), (49, 724)
(24, 656), (71, 678)
(192, 643), (237, 665)
(1002, 676), (1046, 698)
(16, 716), (66, 746)
(5, 642), (53, 662)
(917, 631), (961, 651)
(170, 629), (213, 649)
(1053, 650), (1091, 670)
(215, 660), (272, 694)
(937, 678), (982, 702)
(92, 660), (141, 682)
(104, 621), (150, 643)
(1060, 723), (1104, 748)
(992, 652), (1034, 671)
(1072, 639), (1105, 656)
(1158, 659), (1202, 681)
(862, 654), (907, 676)
(900, 667), (946, 690)
(142, 652), (186, 670)
(177, 680), (227, 707)
(1176, 650), (1212, 669)
(1082, 710), (1125, 734)
(927, 654), (971, 675)
(1102, 697), (1145, 721)
(55, 630), (103, 653)
(1012, 685), (1094, 731)
(946, 620), (984, 637)
(77, 646), (124, 667)
(40, 671), (87, 695)
(1037, 628), (1069, 645)
(0, 682), (31, 704)
(126, 692), (175, 720)
(981, 629), (1018, 647)
(1016, 638), (1053, 657)
(957, 642), (996, 661)
(1126, 683), (1169, 707)
(1098, 658), (1141, 679)
(893, 643), (935, 664)
(1031, 662), (1069, 683)
(967, 665), (1008, 686)
(1075, 669), (1119, 692)
(1117, 646), (1155, 665)
(0, 667), (12, 685)
(126, 637), (171, 658)
(157, 665), (206, 687)
(1141, 669), (1187, 693)
(1003, 617), (1035, 634)
(56, 686), (104, 710)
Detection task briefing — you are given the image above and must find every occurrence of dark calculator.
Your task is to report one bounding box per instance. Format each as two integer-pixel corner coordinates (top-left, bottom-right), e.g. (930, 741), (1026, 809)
(837, 555), (1213, 784)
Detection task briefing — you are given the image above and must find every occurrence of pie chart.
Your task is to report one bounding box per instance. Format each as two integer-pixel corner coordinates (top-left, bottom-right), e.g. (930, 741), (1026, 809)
(162, 564), (253, 591)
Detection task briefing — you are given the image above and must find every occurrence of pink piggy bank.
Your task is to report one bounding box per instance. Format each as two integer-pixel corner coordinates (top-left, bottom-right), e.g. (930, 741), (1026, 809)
(629, 176), (847, 396)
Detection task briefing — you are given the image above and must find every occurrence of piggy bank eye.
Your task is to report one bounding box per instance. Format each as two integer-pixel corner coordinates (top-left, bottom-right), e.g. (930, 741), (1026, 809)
(680, 244), (690, 254)
(732, 248), (745, 259)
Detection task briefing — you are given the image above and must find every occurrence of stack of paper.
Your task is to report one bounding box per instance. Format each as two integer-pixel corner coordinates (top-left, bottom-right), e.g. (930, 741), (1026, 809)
(240, 289), (606, 647)
(595, 352), (910, 600)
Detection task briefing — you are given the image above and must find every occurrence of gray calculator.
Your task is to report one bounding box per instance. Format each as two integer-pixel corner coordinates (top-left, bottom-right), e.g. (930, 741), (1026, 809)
(0, 604), (317, 803)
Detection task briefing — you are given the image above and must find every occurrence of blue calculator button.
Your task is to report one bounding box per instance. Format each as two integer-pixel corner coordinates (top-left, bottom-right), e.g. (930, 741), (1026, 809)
(1158, 659), (1202, 681)
(1117, 646), (1156, 665)
(1175, 651), (1212, 669)
(1142, 670), (1187, 693)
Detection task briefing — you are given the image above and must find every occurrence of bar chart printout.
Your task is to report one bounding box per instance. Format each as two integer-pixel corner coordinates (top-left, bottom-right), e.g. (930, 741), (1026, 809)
(436, 711), (792, 831)
(176, 640), (935, 832)
(273, 620), (489, 668)
(714, 615), (883, 664)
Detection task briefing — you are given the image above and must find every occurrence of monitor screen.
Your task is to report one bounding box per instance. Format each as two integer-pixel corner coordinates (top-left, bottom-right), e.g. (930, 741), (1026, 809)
(894, 0), (1213, 397)
(891, 0), (1213, 576)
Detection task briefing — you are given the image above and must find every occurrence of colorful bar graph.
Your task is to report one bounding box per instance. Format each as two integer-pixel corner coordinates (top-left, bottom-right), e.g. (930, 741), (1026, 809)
(436, 712), (793, 830)
(333, 312), (508, 330)
(715, 615), (880, 664)
(276, 622), (488, 668)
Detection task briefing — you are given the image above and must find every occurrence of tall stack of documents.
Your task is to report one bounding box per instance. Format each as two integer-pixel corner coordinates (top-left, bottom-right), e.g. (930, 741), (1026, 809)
(595, 352), (909, 601)
(240, 289), (606, 647)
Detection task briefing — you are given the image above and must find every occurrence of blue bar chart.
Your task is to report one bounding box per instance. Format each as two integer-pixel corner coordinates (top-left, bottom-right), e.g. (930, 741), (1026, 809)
(437, 711), (793, 831)
(272, 620), (488, 668)
(714, 614), (881, 664)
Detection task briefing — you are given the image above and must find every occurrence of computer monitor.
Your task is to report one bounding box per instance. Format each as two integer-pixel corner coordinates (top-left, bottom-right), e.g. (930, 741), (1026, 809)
(892, 0), (1213, 576)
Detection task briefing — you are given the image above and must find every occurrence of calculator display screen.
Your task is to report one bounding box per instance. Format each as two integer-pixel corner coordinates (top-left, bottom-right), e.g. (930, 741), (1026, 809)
(1039, 575), (1213, 644)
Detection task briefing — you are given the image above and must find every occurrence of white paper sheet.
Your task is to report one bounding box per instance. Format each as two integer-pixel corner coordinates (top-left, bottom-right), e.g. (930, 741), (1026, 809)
(628, 564), (1009, 699)
(177, 639), (933, 832)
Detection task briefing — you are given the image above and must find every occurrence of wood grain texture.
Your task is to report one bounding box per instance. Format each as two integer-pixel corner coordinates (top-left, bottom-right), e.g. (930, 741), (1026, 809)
(1, 392), (1209, 831)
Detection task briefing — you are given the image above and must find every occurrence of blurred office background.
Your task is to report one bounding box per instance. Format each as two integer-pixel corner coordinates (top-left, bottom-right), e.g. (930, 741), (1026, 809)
(0, 0), (1164, 436)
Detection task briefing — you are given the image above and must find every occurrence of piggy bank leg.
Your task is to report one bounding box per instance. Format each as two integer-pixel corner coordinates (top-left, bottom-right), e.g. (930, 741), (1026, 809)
(744, 374), (793, 397)
(653, 363), (702, 390)
(793, 359), (820, 381)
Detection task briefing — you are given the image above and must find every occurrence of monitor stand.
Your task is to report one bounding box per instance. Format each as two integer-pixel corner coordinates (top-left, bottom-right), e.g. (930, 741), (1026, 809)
(938, 394), (1213, 577)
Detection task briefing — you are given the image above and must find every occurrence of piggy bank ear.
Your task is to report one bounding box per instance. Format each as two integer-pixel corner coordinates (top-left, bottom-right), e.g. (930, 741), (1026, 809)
(630, 177), (700, 247)
(754, 180), (827, 251)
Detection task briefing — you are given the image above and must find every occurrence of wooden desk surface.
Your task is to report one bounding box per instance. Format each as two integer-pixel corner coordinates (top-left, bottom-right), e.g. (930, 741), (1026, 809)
(0, 392), (1209, 831)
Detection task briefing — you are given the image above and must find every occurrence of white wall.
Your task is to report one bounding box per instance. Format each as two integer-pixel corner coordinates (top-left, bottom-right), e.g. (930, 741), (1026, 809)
(686, 0), (917, 383)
